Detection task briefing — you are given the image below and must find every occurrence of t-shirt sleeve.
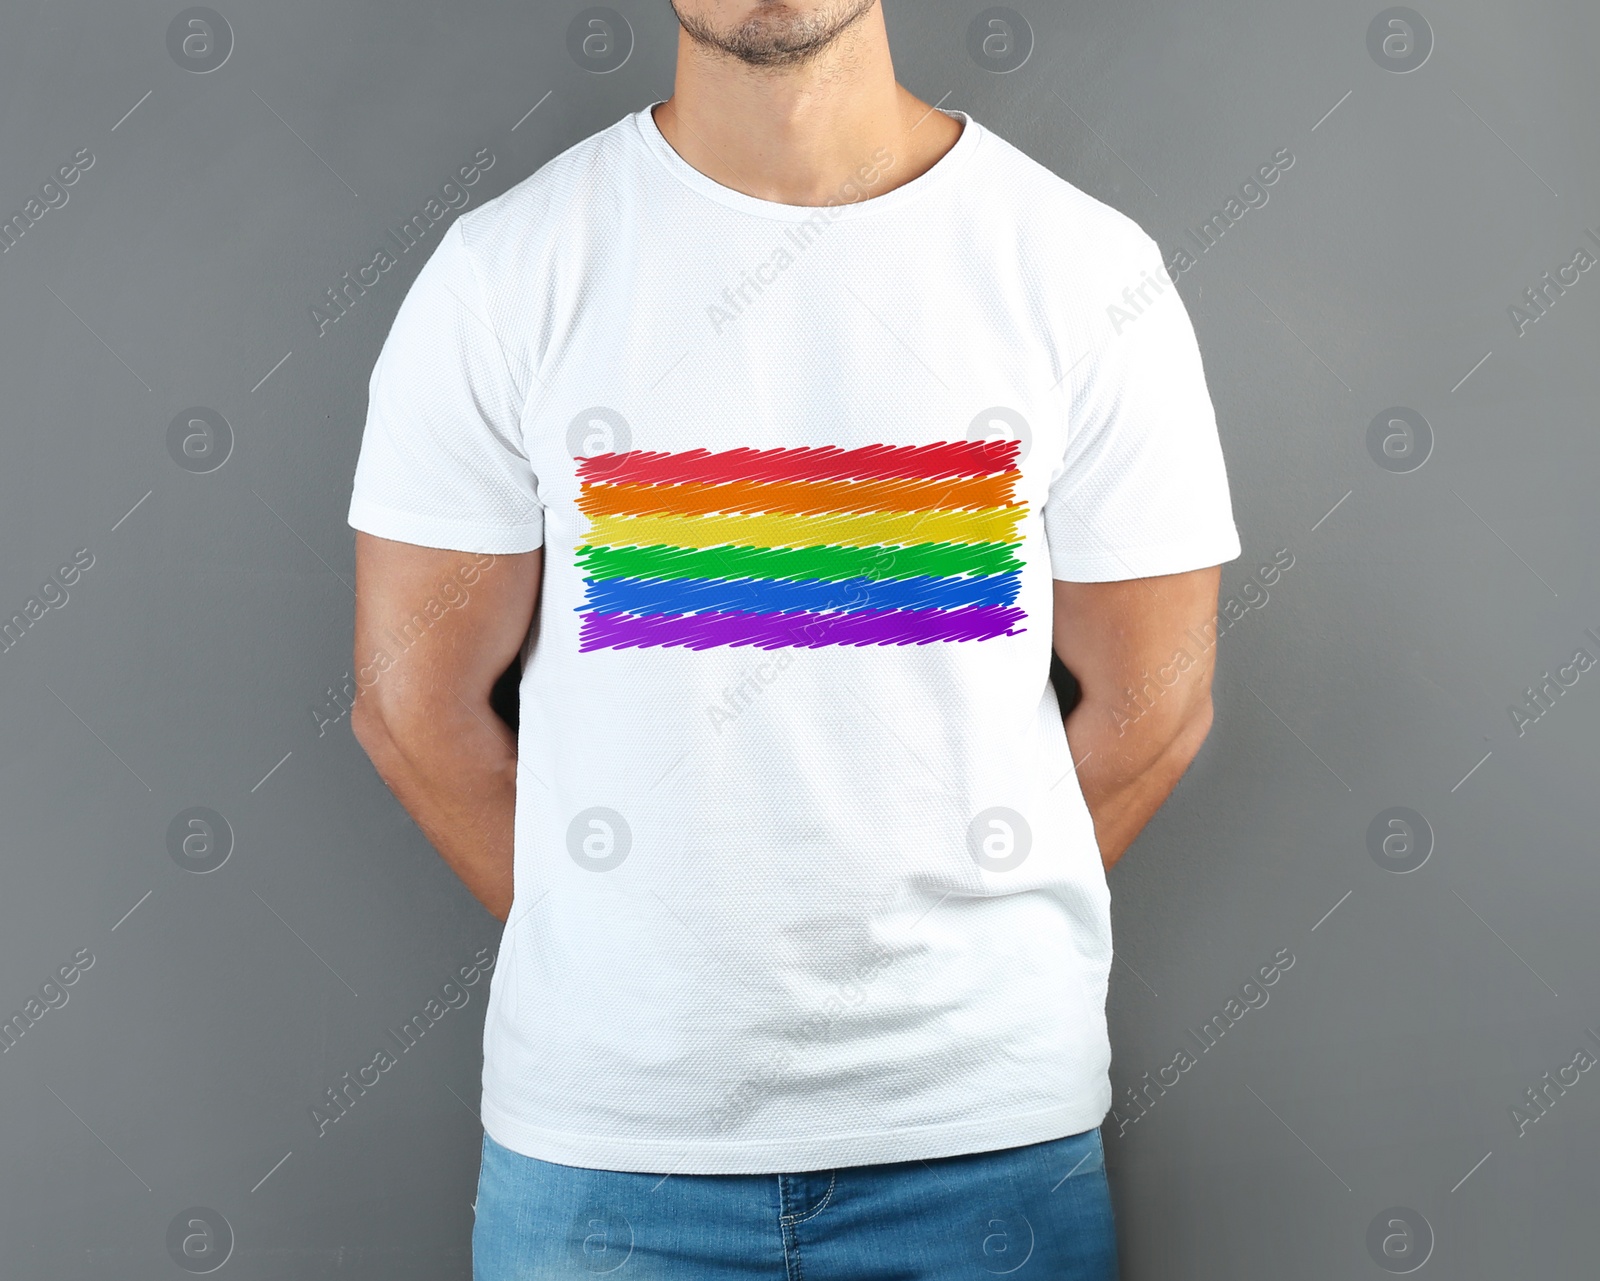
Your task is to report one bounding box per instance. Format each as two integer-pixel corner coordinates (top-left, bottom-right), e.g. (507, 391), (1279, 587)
(1042, 232), (1241, 582)
(346, 218), (545, 553)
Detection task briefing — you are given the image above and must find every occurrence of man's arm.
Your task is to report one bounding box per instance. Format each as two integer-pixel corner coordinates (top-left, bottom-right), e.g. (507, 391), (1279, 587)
(349, 532), (543, 922)
(1052, 566), (1222, 871)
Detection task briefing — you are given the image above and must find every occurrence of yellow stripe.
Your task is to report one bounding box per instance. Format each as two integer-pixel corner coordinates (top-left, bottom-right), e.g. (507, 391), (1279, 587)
(584, 506), (1026, 550)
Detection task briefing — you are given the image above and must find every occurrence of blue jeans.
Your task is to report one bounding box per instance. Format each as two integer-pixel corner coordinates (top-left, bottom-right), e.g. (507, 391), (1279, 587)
(472, 1127), (1118, 1279)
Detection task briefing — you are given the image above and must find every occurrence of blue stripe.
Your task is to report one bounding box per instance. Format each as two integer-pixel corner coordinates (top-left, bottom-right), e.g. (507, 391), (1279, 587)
(582, 571), (1022, 617)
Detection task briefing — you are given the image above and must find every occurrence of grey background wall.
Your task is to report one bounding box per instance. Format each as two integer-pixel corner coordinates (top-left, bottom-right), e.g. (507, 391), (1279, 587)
(2, 1), (1595, 1277)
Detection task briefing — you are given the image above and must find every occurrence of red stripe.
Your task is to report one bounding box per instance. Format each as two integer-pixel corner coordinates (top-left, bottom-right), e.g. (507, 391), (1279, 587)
(576, 440), (1022, 486)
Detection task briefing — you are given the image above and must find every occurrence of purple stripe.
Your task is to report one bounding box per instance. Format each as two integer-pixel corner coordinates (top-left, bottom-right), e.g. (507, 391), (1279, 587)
(578, 605), (1027, 652)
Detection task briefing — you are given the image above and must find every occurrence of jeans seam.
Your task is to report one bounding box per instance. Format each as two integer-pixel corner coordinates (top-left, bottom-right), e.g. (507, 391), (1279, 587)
(783, 1222), (804, 1281)
(779, 1170), (835, 1281)
(778, 1177), (804, 1281)
(781, 1171), (837, 1227)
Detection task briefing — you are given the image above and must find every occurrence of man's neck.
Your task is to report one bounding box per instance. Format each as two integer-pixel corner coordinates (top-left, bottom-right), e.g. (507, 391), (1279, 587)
(652, 7), (962, 208)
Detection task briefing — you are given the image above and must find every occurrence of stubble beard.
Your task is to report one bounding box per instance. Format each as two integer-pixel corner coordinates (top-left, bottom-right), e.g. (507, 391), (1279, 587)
(669, 0), (879, 69)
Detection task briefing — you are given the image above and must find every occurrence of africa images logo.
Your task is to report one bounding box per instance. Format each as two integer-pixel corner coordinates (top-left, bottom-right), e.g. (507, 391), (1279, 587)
(573, 441), (1028, 652)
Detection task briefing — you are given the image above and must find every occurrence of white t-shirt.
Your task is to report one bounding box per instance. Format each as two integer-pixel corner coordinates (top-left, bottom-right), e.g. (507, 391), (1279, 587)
(347, 102), (1241, 1174)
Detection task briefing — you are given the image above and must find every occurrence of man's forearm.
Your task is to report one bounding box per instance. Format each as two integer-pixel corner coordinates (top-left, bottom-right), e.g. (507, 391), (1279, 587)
(352, 695), (518, 922)
(1063, 695), (1214, 871)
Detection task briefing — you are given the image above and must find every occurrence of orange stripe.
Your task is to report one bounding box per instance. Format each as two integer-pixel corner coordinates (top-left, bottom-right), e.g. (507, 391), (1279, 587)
(577, 473), (1020, 519)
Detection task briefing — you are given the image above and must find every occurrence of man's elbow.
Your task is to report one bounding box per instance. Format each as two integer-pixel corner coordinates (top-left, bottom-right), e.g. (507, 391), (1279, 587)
(351, 683), (505, 769)
(1170, 693), (1215, 764)
(351, 691), (441, 779)
(350, 690), (398, 761)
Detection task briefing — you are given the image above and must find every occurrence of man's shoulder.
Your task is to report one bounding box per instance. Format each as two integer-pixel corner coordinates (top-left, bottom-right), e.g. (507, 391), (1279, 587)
(970, 120), (1159, 267)
(453, 110), (639, 266)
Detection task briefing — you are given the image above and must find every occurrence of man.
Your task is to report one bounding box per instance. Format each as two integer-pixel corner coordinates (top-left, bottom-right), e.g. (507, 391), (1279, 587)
(347, 1), (1240, 1276)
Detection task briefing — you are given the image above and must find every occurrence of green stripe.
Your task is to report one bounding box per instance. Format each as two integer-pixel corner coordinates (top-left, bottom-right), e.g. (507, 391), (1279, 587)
(576, 541), (1025, 583)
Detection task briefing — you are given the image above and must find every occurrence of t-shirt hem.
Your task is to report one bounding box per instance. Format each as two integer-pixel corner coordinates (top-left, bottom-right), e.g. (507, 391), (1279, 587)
(347, 494), (545, 554)
(1049, 529), (1242, 583)
(479, 1089), (1113, 1175)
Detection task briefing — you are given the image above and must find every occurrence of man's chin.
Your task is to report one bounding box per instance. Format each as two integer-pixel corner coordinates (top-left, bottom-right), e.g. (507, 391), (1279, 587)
(672, 0), (876, 69)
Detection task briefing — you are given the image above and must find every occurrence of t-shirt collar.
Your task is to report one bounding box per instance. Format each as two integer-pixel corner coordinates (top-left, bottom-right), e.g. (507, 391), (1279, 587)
(630, 98), (981, 222)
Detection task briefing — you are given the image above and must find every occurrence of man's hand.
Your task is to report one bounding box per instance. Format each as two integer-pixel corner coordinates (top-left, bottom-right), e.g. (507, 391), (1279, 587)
(349, 533), (543, 922)
(1052, 567), (1223, 871)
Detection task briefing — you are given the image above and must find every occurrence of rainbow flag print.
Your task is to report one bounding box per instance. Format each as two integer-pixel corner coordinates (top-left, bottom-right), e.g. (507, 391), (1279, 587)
(572, 440), (1029, 652)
